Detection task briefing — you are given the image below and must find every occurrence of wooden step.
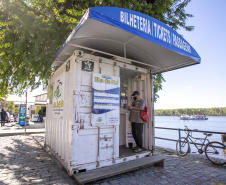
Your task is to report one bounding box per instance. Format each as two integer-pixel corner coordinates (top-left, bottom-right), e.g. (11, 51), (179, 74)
(73, 155), (164, 185)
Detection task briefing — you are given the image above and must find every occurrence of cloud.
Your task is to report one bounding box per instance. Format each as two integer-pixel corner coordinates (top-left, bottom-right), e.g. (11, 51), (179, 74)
(184, 86), (193, 92)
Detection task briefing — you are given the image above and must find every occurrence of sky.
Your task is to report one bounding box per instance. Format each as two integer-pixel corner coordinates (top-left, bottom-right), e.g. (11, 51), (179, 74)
(6, 86), (46, 103)
(154, 0), (226, 109)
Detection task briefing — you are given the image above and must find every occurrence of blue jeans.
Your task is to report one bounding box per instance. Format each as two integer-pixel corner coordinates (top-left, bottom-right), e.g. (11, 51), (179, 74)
(37, 115), (42, 122)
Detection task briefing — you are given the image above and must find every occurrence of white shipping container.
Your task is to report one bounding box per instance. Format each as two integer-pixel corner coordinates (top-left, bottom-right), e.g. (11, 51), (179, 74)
(45, 51), (155, 175)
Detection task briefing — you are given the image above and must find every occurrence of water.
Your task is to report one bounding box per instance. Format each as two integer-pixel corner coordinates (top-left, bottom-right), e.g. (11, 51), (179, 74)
(155, 116), (226, 152)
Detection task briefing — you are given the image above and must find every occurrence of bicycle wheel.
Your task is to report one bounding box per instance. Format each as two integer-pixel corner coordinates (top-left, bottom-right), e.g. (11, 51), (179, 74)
(205, 141), (226, 165)
(176, 137), (190, 156)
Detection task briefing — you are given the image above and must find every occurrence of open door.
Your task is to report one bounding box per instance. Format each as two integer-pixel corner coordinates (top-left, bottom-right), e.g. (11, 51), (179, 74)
(119, 65), (154, 157)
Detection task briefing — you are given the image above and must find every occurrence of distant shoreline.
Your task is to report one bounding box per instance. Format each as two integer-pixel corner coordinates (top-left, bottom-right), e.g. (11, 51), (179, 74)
(154, 107), (226, 116)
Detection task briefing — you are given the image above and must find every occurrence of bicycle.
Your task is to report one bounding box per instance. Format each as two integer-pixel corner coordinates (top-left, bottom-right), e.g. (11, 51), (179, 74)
(176, 126), (226, 165)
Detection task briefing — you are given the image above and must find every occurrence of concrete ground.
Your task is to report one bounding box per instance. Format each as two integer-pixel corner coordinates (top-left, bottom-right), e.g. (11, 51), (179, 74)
(0, 133), (226, 185)
(0, 121), (45, 130)
(0, 121), (45, 136)
(0, 135), (75, 185)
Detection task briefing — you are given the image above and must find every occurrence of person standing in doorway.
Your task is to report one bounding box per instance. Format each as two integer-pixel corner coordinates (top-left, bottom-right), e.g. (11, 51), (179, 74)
(128, 91), (146, 153)
(1, 108), (7, 127)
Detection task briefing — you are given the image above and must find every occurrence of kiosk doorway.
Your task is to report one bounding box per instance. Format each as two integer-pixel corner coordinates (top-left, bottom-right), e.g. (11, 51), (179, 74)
(119, 66), (152, 158)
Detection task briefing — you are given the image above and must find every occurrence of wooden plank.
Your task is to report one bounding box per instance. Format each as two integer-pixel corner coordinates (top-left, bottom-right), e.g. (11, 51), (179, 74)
(73, 155), (164, 185)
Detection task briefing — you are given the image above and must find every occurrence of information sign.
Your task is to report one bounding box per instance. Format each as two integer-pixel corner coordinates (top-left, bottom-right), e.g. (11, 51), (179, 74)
(92, 73), (120, 126)
(18, 104), (26, 126)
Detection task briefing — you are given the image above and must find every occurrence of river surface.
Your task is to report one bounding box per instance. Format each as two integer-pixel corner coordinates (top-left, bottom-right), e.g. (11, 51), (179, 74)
(155, 116), (226, 153)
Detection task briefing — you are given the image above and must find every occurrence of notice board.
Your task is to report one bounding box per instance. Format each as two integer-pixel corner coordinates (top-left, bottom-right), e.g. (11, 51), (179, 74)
(92, 73), (120, 126)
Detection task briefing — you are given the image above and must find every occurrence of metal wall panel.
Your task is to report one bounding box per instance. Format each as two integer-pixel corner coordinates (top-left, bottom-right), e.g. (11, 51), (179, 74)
(46, 50), (153, 174)
(72, 55), (120, 169)
(45, 54), (76, 172)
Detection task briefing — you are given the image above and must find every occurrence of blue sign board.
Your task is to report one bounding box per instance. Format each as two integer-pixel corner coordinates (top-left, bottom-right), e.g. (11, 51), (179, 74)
(53, 6), (201, 73)
(18, 104), (26, 126)
(87, 7), (200, 62)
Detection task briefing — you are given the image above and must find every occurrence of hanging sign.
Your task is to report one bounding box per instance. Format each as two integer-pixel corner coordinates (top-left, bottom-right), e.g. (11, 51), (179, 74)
(18, 104), (26, 126)
(92, 73), (120, 126)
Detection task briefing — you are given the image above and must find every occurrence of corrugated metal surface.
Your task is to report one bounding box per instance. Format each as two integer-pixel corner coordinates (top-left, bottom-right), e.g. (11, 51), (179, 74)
(45, 50), (154, 174)
(34, 93), (47, 102)
(71, 55), (120, 171)
(45, 54), (76, 172)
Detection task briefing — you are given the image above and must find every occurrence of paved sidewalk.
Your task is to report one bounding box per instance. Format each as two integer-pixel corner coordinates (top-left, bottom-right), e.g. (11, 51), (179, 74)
(0, 134), (226, 185)
(0, 135), (75, 185)
(91, 148), (226, 185)
(0, 121), (45, 137)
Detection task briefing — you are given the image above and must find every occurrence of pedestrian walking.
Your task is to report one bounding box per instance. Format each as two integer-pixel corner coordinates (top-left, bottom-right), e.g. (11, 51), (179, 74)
(128, 91), (146, 153)
(1, 108), (7, 127)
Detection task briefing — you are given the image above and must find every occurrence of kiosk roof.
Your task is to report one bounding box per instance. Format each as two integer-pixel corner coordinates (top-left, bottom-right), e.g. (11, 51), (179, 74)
(52, 7), (201, 74)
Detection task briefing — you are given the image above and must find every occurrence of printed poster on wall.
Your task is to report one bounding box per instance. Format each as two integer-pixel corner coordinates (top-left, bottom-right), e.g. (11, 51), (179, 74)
(92, 73), (120, 126)
(53, 73), (65, 118)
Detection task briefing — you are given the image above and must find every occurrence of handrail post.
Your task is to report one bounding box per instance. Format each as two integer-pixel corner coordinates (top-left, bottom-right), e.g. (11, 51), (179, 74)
(179, 128), (181, 151)
(179, 128), (181, 138)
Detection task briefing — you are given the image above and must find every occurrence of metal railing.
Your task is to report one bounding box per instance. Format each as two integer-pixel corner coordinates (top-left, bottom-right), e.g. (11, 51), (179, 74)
(155, 127), (226, 145)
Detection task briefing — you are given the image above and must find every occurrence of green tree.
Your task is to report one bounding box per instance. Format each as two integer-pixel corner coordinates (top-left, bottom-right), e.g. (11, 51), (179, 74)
(0, 0), (194, 98)
(5, 101), (14, 112)
(153, 74), (165, 102)
(155, 107), (226, 116)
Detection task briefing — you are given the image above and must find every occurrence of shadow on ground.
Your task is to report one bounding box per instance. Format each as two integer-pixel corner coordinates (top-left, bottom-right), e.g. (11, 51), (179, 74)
(0, 135), (75, 184)
(1, 135), (226, 185)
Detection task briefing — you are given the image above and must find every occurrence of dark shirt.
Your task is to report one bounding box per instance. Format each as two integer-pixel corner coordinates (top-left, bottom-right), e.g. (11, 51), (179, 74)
(1, 110), (7, 120)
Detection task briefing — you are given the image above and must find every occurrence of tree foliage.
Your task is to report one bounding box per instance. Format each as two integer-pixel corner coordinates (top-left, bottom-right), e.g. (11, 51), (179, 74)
(153, 73), (165, 102)
(155, 107), (226, 116)
(5, 101), (14, 112)
(0, 0), (193, 98)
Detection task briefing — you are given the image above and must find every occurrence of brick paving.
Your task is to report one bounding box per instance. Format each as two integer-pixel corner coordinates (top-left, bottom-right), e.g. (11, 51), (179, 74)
(0, 135), (75, 185)
(91, 148), (226, 185)
(0, 134), (226, 185)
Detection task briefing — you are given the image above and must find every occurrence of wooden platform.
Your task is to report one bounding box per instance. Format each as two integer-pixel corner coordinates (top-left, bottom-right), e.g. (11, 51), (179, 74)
(73, 155), (165, 185)
(119, 145), (150, 158)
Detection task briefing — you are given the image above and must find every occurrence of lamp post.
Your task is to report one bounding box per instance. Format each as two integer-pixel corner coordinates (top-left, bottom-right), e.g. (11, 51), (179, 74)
(25, 92), (27, 135)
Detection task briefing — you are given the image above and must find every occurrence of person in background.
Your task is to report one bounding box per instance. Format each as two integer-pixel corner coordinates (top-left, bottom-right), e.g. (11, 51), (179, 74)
(42, 107), (46, 122)
(128, 91), (146, 153)
(42, 107), (46, 117)
(1, 108), (7, 127)
(37, 109), (42, 122)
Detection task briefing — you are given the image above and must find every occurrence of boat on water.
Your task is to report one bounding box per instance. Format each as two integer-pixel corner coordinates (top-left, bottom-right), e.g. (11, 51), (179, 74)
(180, 115), (208, 120)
